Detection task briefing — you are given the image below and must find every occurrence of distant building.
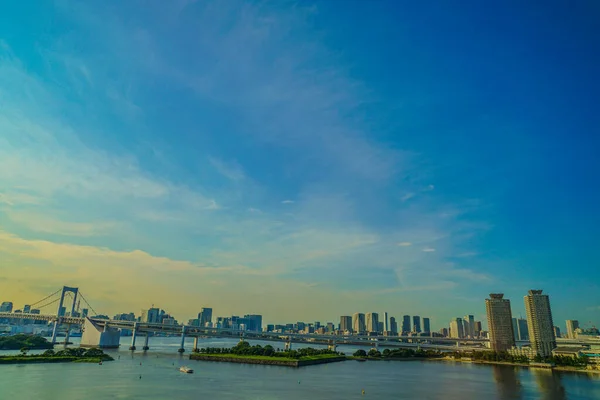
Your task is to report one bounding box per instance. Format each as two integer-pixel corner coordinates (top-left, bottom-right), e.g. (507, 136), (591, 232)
(81, 308), (89, 318)
(413, 316), (421, 333)
(144, 308), (160, 324)
(314, 321), (321, 329)
(423, 318), (431, 334)
(566, 320), (579, 339)
(340, 316), (352, 333)
(474, 321), (482, 337)
(198, 308), (213, 327)
(23, 305), (31, 313)
(243, 314), (262, 332)
(449, 318), (464, 339)
(114, 312), (136, 321)
(366, 312), (379, 333)
(353, 313), (366, 334)
(486, 293), (515, 351)
(463, 315), (475, 338)
(377, 321), (384, 333)
(517, 318), (529, 341)
(402, 315), (411, 334)
(554, 326), (561, 338)
(512, 318), (519, 341)
(524, 290), (556, 357)
(0, 302), (13, 313)
(326, 322), (335, 332)
(382, 312), (388, 332)
(390, 317), (398, 335)
(439, 327), (448, 337)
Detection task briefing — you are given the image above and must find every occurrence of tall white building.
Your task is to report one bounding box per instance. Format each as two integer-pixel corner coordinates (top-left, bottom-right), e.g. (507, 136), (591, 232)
(366, 312), (379, 333)
(524, 290), (556, 357)
(353, 313), (365, 334)
(566, 320), (579, 339)
(449, 318), (464, 339)
(485, 293), (515, 351)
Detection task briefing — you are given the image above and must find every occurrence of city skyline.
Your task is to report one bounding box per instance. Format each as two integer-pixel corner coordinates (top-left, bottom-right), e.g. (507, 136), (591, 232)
(1, 1), (599, 325)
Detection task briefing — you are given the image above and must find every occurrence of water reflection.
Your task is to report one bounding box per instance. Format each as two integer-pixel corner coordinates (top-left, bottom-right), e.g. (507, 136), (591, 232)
(531, 369), (566, 400)
(492, 365), (522, 399)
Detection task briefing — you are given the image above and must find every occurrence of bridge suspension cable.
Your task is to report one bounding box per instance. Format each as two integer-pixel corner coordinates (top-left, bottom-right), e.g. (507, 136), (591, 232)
(29, 288), (62, 308)
(78, 291), (98, 317)
(34, 297), (61, 311)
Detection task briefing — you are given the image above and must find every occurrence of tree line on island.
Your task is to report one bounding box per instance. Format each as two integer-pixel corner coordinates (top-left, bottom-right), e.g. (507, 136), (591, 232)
(352, 348), (442, 359)
(194, 341), (340, 359)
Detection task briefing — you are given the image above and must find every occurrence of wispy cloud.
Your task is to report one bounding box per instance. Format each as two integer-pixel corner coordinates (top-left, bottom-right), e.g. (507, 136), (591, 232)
(208, 157), (245, 181)
(281, 200), (295, 204)
(397, 242), (412, 247)
(422, 247), (436, 252)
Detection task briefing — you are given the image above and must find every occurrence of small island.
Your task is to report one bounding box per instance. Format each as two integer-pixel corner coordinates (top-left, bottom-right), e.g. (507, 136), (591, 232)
(0, 335), (113, 364)
(190, 341), (346, 367)
(351, 347), (443, 360)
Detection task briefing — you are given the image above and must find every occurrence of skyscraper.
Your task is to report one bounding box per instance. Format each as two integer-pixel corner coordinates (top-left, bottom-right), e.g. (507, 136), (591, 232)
(384, 312), (389, 332)
(353, 313), (366, 334)
(413, 316), (421, 333)
(0, 302), (13, 312)
(524, 290), (556, 357)
(474, 321), (482, 337)
(366, 312), (379, 333)
(198, 307), (213, 327)
(486, 293), (515, 352)
(464, 315), (475, 338)
(512, 318), (519, 341)
(390, 317), (398, 334)
(449, 318), (464, 338)
(340, 316), (352, 332)
(566, 320), (579, 339)
(402, 315), (411, 334)
(423, 317), (431, 334)
(517, 318), (529, 341)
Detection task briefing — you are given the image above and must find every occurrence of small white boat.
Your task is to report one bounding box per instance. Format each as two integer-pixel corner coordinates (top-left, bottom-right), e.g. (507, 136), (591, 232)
(179, 366), (194, 374)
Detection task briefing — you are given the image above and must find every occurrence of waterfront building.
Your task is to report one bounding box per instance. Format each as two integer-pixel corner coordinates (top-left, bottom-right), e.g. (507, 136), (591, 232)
(524, 290), (556, 357)
(352, 313), (365, 334)
(423, 317), (431, 334)
(413, 316), (421, 333)
(340, 316), (352, 333)
(566, 320), (579, 339)
(390, 317), (398, 335)
(486, 293), (515, 351)
(366, 312), (379, 333)
(401, 315), (411, 334)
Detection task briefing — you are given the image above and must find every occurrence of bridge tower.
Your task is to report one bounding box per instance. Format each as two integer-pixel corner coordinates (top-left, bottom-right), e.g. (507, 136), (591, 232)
(51, 286), (79, 344)
(284, 337), (292, 351)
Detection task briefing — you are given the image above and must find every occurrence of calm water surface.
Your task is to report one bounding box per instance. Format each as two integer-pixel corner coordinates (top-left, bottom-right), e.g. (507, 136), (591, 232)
(1, 337), (598, 399)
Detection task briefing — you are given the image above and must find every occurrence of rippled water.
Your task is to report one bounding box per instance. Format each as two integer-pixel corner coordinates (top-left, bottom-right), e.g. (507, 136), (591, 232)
(1, 337), (598, 399)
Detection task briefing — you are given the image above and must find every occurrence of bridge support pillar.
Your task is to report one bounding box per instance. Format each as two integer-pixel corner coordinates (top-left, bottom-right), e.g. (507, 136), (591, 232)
(284, 339), (292, 351)
(142, 334), (150, 351)
(130, 323), (138, 351)
(64, 323), (71, 346)
(178, 325), (186, 353)
(193, 336), (199, 352)
(51, 319), (59, 345)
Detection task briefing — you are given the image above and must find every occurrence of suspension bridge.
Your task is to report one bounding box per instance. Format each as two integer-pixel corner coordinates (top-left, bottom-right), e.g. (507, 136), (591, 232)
(1, 286), (596, 353)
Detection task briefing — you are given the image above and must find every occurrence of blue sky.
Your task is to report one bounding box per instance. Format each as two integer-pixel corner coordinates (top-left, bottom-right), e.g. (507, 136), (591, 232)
(0, 1), (599, 329)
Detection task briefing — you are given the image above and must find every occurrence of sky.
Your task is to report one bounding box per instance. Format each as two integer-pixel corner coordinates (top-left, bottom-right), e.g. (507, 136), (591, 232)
(0, 1), (599, 330)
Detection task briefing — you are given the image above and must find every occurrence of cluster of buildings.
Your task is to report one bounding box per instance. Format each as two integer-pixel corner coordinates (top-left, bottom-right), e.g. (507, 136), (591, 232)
(445, 315), (485, 339)
(340, 313), (431, 336)
(484, 289), (599, 360)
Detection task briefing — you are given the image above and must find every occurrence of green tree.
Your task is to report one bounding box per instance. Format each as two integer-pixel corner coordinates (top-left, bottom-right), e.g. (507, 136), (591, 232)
(353, 349), (367, 357)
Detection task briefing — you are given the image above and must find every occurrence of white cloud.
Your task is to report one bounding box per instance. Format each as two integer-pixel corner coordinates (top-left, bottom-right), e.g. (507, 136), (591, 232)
(397, 242), (412, 247)
(422, 247), (436, 252)
(401, 193), (415, 202)
(208, 156), (245, 181)
(281, 200), (295, 204)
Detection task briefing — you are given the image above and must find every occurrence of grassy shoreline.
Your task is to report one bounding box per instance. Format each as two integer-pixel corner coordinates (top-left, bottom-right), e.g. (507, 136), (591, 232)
(190, 353), (345, 367)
